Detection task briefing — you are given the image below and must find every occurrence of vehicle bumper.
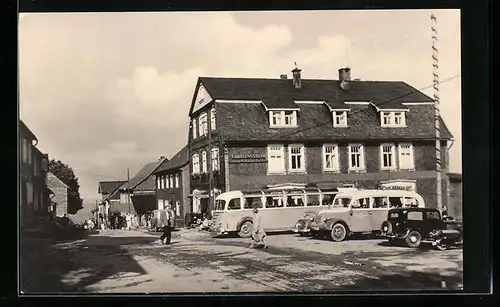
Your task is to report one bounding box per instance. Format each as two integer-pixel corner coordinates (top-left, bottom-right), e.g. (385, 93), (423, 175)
(210, 226), (228, 235)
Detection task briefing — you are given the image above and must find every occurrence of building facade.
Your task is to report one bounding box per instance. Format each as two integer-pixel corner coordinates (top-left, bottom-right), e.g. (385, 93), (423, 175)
(187, 67), (454, 215)
(19, 120), (50, 228)
(111, 157), (167, 215)
(47, 172), (69, 217)
(154, 145), (190, 227)
(447, 173), (462, 221)
(98, 180), (126, 222)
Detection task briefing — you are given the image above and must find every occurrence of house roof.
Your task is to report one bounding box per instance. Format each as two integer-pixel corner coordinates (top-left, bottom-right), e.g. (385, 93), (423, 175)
(19, 120), (38, 142)
(47, 172), (70, 189)
(216, 102), (453, 142)
(155, 145), (189, 174)
(191, 76), (451, 142)
(197, 77), (433, 109)
(116, 157), (168, 193)
(98, 181), (127, 194)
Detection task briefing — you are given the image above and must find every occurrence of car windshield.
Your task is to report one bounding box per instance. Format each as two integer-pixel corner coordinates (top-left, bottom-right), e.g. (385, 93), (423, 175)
(332, 197), (351, 208)
(215, 199), (226, 211)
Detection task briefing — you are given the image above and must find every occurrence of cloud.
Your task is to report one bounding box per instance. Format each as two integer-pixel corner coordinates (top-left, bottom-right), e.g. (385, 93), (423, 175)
(19, 11), (461, 202)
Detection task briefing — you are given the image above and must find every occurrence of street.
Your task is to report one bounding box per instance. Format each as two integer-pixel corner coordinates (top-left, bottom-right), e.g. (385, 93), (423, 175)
(21, 229), (463, 293)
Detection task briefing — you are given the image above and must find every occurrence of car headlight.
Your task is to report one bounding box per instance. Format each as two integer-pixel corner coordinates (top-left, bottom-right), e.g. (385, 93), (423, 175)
(383, 225), (388, 232)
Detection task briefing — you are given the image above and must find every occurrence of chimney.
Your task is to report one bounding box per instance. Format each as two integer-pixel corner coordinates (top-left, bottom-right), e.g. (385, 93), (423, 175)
(338, 67), (351, 82)
(292, 67), (302, 89)
(280, 74), (288, 79)
(159, 156), (165, 160)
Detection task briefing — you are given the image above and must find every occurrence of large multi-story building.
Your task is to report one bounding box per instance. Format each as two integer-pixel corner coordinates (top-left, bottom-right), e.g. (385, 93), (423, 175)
(19, 120), (50, 228)
(154, 145), (190, 226)
(187, 67), (454, 216)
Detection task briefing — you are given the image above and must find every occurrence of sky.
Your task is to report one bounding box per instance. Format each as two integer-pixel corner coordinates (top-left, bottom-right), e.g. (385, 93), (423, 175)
(19, 10), (461, 207)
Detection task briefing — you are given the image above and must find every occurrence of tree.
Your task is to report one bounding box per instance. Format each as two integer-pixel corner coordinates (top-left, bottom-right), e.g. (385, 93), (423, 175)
(48, 159), (84, 214)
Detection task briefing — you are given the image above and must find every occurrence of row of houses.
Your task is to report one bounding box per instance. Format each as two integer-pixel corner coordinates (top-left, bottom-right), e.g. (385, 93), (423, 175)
(19, 120), (74, 231)
(98, 66), (463, 225)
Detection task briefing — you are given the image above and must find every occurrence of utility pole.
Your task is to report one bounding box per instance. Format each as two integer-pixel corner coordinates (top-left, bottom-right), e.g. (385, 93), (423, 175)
(127, 168), (130, 214)
(208, 113), (213, 219)
(95, 200), (98, 227)
(431, 13), (443, 213)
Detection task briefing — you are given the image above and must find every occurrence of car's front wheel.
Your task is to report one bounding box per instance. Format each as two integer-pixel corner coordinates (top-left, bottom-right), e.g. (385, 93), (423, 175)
(238, 221), (253, 238)
(330, 223), (348, 242)
(405, 230), (423, 248)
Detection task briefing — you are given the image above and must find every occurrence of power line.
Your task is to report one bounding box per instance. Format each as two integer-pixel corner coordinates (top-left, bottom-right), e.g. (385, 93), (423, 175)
(273, 74), (460, 141)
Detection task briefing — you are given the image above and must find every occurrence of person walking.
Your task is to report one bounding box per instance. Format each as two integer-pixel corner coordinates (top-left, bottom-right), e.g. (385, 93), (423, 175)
(159, 208), (172, 245)
(249, 203), (268, 249)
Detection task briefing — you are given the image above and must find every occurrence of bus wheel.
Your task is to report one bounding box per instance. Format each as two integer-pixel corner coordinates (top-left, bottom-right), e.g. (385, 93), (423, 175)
(330, 223), (348, 242)
(238, 221), (253, 238)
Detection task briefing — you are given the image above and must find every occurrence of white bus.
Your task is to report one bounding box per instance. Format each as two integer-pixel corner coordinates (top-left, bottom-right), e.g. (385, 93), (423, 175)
(210, 187), (340, 238)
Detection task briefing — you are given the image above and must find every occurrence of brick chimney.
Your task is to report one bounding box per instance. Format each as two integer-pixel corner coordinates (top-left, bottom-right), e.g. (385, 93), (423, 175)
(292, 67), (302, 89)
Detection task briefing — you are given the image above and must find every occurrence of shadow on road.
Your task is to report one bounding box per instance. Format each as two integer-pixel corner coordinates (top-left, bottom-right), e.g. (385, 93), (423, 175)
(20, 233), (157, 294)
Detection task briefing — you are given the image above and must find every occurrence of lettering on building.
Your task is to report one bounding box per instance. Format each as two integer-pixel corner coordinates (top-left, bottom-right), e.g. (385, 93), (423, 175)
(229, 154), (267, 164)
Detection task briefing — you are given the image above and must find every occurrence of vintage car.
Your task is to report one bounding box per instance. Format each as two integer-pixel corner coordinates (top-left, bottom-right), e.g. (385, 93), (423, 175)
(309, 189), (425, 242)
(294, 211), (318, 236)
(380, 207), (463, 250)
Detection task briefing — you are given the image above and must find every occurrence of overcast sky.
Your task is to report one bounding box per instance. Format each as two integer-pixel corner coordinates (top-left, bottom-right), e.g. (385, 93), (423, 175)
(19, 10), (461, 206)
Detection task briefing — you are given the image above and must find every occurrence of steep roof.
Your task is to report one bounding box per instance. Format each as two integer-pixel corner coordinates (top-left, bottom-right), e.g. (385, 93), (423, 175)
(19, 120), (38, 142)
(117, 157), (168, 192)
(198, 77), (433, 107)
(47, 172), (69, 189)
(155, 145), (189, 174)
(98, 181), (126, 194)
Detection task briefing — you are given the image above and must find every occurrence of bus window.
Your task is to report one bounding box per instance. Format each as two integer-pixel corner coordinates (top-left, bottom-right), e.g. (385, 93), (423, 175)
(404, 197), (419, 207)
(322, 193), (335, 206)
(332, 197), (350, 208)
(373, 197), (389, 208)
(388, 197), (404, 208)
(215, 199), (226, 211)
(243, 197), (263, 209)
(286, 195), (305, 207)
(265, 196), (284, 208)
(228, 198), (241, 210)
(306, 194), (320, 206)
(352, 197), (370, 209)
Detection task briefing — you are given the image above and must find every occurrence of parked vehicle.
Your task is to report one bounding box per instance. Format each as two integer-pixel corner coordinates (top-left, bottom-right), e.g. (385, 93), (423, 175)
(380, 207), (463, 250)
(211, 187), (338, 238)
(294, 211), (318, 236)
(309, 189), (425, 242)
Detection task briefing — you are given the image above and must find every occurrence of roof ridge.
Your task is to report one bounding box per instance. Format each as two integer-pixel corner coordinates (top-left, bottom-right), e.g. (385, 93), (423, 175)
(200, 76), (407, 83)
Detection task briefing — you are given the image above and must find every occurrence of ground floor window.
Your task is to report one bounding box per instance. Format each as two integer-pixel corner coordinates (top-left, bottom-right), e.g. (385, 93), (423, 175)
(175, 201), (180, 217)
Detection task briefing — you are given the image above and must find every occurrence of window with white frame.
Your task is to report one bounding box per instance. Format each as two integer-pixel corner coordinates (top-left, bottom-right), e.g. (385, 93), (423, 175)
(380, 111), (406, 127)
(289, 145), (305, 172)
(380, 144), (396, 170)
(269, 111), (297, 127)
(398, 143), (415, 170)
(156, 177), (161, 189)
(323, 144), (339, 171)
(27, 143), (32, 165)
(199, 113), (208, 136)
(175, 173), (179, 188)
(210, 108), (216, 130)
(201, 150), (207, 173)
(211, 147), (219, 171)
(168, 175), (173, 188)
(333, 111), (348, 127)
(192, 118), (197, 139)
(349, 144), (365, 171)
(167, 175), (171, 189)
(160, 176), (164, 189)
(192, 153), (200, 174)
(267, 145), (285, 173)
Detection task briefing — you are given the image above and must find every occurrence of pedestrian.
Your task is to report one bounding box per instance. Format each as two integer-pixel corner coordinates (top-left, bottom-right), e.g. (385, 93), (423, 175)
(249, 202), (268, 249)
(159, 208), (172, 245)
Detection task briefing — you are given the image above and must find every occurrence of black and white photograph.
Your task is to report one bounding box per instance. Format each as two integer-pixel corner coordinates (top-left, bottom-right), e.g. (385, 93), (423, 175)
(18, 9), (466, 294)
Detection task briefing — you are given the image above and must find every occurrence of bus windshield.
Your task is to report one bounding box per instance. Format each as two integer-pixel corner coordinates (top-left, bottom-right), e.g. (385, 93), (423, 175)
(215, 199), (226, 211)
(332, 197), (351, 208)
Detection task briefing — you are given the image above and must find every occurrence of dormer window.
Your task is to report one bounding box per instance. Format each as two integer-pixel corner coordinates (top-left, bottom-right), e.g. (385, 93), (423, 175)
(333, 111), (348, 127)
(269, 110), (297, 128)
(380, 111), (406, 127)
